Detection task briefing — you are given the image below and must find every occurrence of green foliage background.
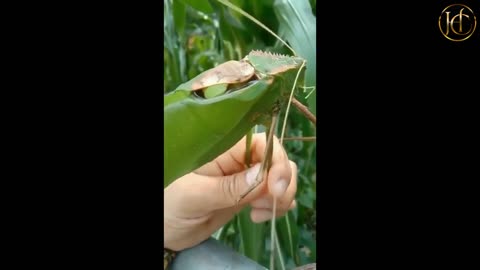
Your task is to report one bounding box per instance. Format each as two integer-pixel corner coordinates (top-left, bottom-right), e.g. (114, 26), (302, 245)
(164, 0), (316, 269)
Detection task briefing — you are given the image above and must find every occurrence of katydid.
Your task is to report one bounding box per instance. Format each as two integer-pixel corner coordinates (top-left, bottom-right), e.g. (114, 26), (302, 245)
(164, 50), (306, 191)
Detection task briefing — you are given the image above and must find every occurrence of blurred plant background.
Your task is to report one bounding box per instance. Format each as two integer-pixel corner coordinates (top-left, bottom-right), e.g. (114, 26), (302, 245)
(164, 0), (316, 269)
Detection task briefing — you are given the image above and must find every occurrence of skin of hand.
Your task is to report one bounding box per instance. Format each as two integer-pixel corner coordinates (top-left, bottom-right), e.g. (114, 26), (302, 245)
(164, 133), (298, 251)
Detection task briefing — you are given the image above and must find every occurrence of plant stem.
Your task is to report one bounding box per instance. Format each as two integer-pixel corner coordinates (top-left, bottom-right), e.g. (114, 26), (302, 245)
(292, 97), (316, 126)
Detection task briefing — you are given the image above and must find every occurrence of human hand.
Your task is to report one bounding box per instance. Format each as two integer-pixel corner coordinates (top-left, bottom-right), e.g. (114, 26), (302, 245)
(164, 133), (297, 251)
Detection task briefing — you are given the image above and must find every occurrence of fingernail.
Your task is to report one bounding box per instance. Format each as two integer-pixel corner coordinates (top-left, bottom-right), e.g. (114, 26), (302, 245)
(246, 164), (261, 187)
(272, 179), (288, 197)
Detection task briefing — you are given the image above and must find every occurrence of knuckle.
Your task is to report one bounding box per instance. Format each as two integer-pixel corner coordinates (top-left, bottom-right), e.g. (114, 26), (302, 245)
(220, 175), (238, 206)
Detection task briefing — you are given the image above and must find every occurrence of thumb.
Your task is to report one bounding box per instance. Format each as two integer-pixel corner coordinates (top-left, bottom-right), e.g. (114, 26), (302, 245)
(205, 163), (266, 210)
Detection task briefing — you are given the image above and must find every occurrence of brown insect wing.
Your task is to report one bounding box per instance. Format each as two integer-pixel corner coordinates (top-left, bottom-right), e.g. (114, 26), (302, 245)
(190, 60), (255, 91)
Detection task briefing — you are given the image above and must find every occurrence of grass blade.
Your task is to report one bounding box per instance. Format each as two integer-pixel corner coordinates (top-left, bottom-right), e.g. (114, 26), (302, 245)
(172, 0), (186, 37)
(237, 207), (267, 262)
(274, 232), (287, 270)
(276, 211), (300, 265)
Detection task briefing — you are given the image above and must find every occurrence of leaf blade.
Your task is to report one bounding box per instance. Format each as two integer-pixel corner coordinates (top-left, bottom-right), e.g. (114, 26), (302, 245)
(237, 207), (267, 263)
(273, 0), (316, 115)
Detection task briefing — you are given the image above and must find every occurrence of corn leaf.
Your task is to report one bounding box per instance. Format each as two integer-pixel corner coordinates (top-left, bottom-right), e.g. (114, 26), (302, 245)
(276, 211), (300, 266)
(237, 207), (267, 263)
(273, 0), (316, 115)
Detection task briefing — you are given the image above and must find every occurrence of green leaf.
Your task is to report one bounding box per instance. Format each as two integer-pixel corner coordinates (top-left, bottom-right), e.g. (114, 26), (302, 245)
(179, 0), (213, 14)
(273, 232), (287, 270)
(276, 211), (300, 266)
(211, 1), (248, 59)
(164, 0), (185, 90)
(273, 0), (316, 115)
(237, 207), (267, 263)
(173, 0), (187, 37)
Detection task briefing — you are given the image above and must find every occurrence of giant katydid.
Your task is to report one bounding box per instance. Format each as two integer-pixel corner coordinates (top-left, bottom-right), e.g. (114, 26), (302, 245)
(165, 50), (313, 270)
(164, 50), (308, 191)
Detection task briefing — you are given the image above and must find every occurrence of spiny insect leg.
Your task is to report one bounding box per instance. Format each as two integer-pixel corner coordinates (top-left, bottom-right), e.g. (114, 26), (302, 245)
(237, 112), (278, 204)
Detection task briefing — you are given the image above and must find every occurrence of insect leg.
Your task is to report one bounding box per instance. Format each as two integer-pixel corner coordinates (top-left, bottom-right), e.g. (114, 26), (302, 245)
(237, 111), (278, 203)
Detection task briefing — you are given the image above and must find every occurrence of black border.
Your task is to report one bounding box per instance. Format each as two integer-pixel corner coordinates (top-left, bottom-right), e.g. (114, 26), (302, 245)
(318, 0), (478, 266)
